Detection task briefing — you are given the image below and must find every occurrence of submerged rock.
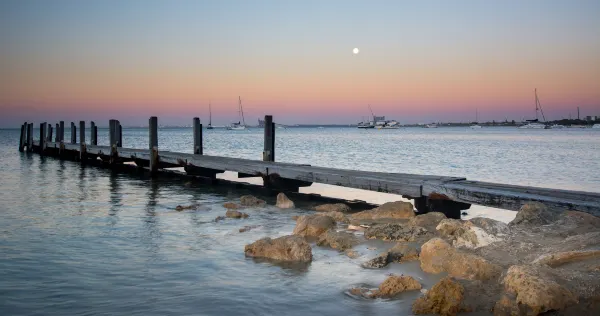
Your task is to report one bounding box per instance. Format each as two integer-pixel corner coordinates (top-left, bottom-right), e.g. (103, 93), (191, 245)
(239, 225), (260, 233)
(314, 203), (351, 213)
(510, 202), (559, 226)
(223, 202), (242, 209)
(351, 201), (415, 220)
(225, 210), (249, 219)
(245, 235), (312, 262)
(412, 277), (466, 316)
(293, 214), (336, 237)
(497, 265), (578, 315)
(317, 230), (359, 251)
(240, 195), (266, 207)
(364, 223), (429, 241)
(175, 203), (201, 211)
(363, 243), (420, 269)
(419, 238), (501, 280)
(214, 216), (226, 222)
(372, 275), (422, 298)
(275, 193), (295, 209)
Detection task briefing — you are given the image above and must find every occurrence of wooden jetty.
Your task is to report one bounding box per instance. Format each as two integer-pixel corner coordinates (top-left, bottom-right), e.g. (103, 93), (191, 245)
(17, 116), (600, 218)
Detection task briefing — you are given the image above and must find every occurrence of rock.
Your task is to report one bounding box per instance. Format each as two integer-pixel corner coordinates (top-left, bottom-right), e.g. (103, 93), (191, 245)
(317, 230), (360, 251)
(225, 210), (249, 219)
(409, 212), (447, 229)
(412, 277), (466, 316)
(563, 210), (600, 228)
(510, 202), (559, 226)
(362, 253), (390, 268)
(275, 193), (295, 209)
(239, 225), (260, 233)
(419, 238), (501, 280)
(533, 250), (600, 267)
(314, 203), (351, 213)
(322, 211), (349, 224)
(345, 249), (360, 259)
(292, 214), (336, 237)
(291, 215), (299, 221)
(493, 294), (522, 316)
(351, 201), (415, 220)
(499, 265), (577, 315)
(388, 243), (420, 262)
(372, 275), (422, 298)
(240, 195), (266, 207)
(436, 218), (464, 236)
(468, 217), (509, 236)
(348, 287), (376, 298)
(175, 203), (200, 211)
(214, 216), (226, 222)
(364, 223), (430, 241)
(244, 235), (312, 262)
(436, 218), (504, 249)
(223, 202), (242, 209)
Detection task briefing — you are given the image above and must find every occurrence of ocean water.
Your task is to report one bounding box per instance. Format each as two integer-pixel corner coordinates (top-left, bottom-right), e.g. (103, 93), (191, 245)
(1, 126), (599, 315)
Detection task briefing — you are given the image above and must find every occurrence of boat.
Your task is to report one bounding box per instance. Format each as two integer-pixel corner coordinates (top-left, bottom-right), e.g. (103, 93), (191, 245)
(470, 109), (482, 129)
(519, 89), (549, 129)
(357, 120), (375, 128)
(425, 123), (438, 128)
(227, 96), (247, 130)
(378, 120), (400, 129)
(207, 102), (214, 129)
(593, 124), (600, 129)
(549, 124), (565, 129)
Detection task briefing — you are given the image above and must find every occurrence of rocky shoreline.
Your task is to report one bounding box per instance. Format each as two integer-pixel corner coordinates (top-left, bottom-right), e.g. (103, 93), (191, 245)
(215, 193), (600, 316)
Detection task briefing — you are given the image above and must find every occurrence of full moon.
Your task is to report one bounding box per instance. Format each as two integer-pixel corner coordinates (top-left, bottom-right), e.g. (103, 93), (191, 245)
(353, 48), (359, 54)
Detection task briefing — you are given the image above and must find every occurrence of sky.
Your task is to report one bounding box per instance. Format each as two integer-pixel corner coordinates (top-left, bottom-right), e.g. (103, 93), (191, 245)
(1, 0), (599, 127)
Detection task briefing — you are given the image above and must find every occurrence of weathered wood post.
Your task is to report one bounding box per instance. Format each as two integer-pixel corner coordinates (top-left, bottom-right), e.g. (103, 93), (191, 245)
(263, 115), (275, 162)
(47, 124), (53, 142)
(27, 123), (33, 152)
(59, 121), (64, 142)
(70, 122), (77, 144)
(149, 116), (158, 175)
(117, 122), (122, 147)
(19, 123), (26, 152)
(39, 122), (47, 154)
(79, 121), (86, 162)
(193, 117), (203, 155)
(109, 119), (118, 163)
(90, 121), (97, 146)
(55, 123), (60, 142)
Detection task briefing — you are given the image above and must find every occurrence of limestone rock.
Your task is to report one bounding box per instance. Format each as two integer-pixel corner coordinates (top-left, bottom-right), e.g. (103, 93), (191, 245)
(388, 243), (420, 262)
(316, 230), (360, 251)
(362, 253), (390, 268)
(468, 217), (509, 236)
(373, 275), (422, 298)
(322, 211), (349, 224)
(275, 193), (295, 209)
(240, 195), (266, 207)
(314, 203), (351, 213)
(419, 238), (501, 280)
(510, 202), (559, 226)
(225, 210), (249, 219)
(436, 218), (504, 249)
(413, 277), (466, 316)
(500, 265), (577, 315)
(533, 250), (600, 268)
(293, 214), (336, 237)
(244, 235), (312, 262)
(364, 223), (429, 241)
(239, 225), (260, 233)
(175, 203), (200, 211)
(409, 212), (447, 229)
(223, 202), (242, 209)
(436, 218), (464, 237)
(351, 201), (415, 220)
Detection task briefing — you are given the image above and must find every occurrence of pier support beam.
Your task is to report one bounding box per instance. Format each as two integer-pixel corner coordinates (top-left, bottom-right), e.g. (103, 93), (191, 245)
(413, 195), (471, 219)
(39, 122), (47, 154)
(59, 121), (64, 142)
(193, 117), (203, 155)
(55, 123), (60, 142)
(262, 173), (312, 193)
(79, 121), (86, 162)
(70, 122), (77, 144)
(263, 115), (275, 162)
(90, 121), (97, 145)
(47, 124), (53, 142)
(149, 116), (158, 175)
(118, 122), (122, 147)
(27, 123), (33, 152)
(109, 119), (120, 164)
(19, 122), (26, 152)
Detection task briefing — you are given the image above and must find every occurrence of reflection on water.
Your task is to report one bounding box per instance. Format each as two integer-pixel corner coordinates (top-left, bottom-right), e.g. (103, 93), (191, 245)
(0, 127), (599, 315)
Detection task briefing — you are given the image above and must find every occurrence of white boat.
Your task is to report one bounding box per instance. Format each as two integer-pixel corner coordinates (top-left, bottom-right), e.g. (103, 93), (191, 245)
(549, 124), (565, 129)
(227, 96), (247, 130)
(470, 109), (482, 129)
(519, 89), (548, 129)
(378, 120), (400, 129)
(357, 121), (375, 128)
(593, 124), (600, 129)
(425, 123), (438, 128)
(207, 102), (214, 129)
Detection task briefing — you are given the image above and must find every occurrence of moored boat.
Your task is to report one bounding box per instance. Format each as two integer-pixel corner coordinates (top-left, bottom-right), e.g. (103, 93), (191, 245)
(227, 96), (247, 130)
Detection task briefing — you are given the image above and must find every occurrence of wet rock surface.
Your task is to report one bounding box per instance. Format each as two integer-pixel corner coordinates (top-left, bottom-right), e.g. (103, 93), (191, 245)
(275, 193), (295, 209)
(509, 202), (560, 226)
(372, 275), (422, 298)
(245, 235), (313, 262)
(412, 277), (467, 316)
(225, 210), (249, 219)
(364, 223), (430, 241)
(409, 212), (447, 229)
(351, 201), (415, 220)
(314, 203), (351, 213)
(293, 214), (336, 237)
(316, 230), (360, 251)
(223, 202), (242, 209)
(240, 195), (267, 207)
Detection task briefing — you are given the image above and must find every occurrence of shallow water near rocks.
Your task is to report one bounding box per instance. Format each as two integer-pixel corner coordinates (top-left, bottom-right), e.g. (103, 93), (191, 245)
(1, 127), (599, 315)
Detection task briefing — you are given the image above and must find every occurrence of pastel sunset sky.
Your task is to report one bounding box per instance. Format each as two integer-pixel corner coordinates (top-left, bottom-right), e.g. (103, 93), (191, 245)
(1, 0), (599, 127)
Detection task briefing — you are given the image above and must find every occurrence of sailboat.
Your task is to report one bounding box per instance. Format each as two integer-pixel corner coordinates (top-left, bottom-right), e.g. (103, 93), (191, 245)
(207, 102), (214, 129)
(470, 109), (482, 129)
(227, 96), (247, 130)
(519, 89), (548, 129)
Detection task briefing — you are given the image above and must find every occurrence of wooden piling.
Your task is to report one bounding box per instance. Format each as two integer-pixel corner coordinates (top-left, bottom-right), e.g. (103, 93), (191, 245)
(79, 121), (86, 162)
(193, 117), (203, 155)
(39, 122), (47, 153)
(70, 122), (77, 144)
(149, 116), (158, 175)
(47, 124), (53, 142)
(109, 119), (116, 147)
(19, 123), (26, 152)
(59, 121), (65, 142)
(55, 123), (60, 142)
(90, 121), (97, 145)
(27, 123), (33, 152)
(118, 122), (122, 147)
(263, 115), (275, 162)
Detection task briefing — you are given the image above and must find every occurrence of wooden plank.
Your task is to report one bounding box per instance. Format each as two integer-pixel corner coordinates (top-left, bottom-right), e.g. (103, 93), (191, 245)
(193, 117), (202, 155)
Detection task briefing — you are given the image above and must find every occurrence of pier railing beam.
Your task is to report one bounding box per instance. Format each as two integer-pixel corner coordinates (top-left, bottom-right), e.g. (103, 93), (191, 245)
(19, 122), (26, 152)
(193, 117), (203, 155)
(263, 115), (274, 162)
(27, 123), (33, 152)
(90, 121), (97, 145)
(149, 116), (158, 175)
(70, 122), (77, 144)
(79, 121), (86, 162)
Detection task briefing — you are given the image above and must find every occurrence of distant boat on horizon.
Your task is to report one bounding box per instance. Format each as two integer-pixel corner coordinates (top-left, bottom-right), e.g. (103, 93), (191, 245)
(519, 89), (548, 129)
(207, 102), (214, 129)
(470, 109), (482, 129)
(227, 96), (247, 130)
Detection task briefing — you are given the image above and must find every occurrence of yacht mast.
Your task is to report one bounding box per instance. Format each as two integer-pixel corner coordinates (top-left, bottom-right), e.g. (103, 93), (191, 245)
(239, 96), (246, 126)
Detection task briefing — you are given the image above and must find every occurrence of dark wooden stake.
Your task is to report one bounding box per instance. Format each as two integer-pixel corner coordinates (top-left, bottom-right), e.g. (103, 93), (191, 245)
(70, 122), (77, 144)
(47, 124), (53, 142)
(27, 123), (33, 152)
(79, 121), (86, 162)
(263, 115), (275, 162)
(55, 123), (60, 142)
(149, 116), (158, 175)
(19, 123), (26, 152)
(39, 122), (47, 154)
(90, 121), (97, 145)
(193, 117), (203, 155)
(59, 121), (65, 142)
(117, 122), (122, 147)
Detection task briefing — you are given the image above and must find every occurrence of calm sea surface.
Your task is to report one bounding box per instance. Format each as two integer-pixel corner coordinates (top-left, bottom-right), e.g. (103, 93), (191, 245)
(1, 127), (599, 315)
